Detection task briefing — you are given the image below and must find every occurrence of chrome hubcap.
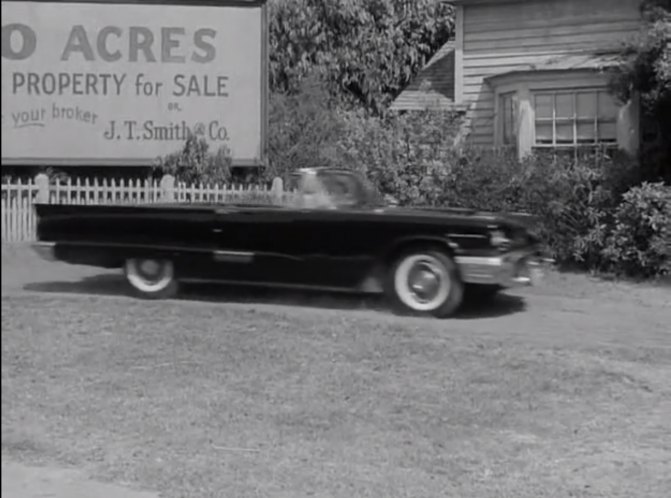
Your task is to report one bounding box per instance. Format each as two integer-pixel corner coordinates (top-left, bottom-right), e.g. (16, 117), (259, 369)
(138, 260), (163, 280)
(407, 262), (442, 303)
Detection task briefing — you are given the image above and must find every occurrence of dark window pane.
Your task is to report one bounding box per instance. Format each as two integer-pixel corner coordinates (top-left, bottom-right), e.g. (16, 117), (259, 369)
(503, 113), (515, 143)
(504, 125), (516, 144)
(555, 93), (574, 118)
(503, 95), (513, 114)
(535, 123), (553, 144)
(577, 92), (597, 118)
(598, 92), (619, 120)
(577, 121), (596, 142)
(556, 121), (574, 143)
(535, 94), (553, 119)
(501, 93), (517, 145)
(598, 122), (617, 142)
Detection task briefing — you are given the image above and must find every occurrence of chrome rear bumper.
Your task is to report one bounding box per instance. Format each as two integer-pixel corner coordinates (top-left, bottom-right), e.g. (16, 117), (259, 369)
(31, 242), (57, 262)
(456, 251), (553, 288)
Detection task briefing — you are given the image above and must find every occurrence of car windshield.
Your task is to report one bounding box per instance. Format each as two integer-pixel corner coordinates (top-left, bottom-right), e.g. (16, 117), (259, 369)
(359, 176), (385, 206)
(319, 173), (361, 207)
(286, 174), (300, 193)
(287, 170), (383, 209)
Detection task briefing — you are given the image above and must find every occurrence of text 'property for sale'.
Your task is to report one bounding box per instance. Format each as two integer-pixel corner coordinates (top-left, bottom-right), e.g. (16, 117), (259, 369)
(2, 23), (231, 102)
(9, 72), (229, 99)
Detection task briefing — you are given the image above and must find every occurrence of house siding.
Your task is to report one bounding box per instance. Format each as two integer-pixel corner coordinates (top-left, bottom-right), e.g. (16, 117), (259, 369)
(459, 0), (642, 146)
(389, 42), (456, 111)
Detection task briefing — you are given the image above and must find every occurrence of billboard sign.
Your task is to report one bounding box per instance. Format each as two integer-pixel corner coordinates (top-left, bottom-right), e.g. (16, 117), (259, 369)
(1, 0), (268, 166)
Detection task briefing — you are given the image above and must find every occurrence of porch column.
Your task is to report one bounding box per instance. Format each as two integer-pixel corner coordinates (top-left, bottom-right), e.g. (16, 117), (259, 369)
(517, 87), (534, 160)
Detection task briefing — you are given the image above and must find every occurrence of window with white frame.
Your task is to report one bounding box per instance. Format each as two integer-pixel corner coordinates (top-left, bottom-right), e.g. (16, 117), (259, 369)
(499, 92), (517, 146)
(533, 89), (618, 147)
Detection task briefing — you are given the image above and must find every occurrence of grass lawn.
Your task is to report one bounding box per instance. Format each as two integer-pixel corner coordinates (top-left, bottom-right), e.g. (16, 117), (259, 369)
(2, 259), (671, 497)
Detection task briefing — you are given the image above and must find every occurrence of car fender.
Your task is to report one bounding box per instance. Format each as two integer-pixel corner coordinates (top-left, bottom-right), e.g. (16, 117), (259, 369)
(382, 235), (458, 266)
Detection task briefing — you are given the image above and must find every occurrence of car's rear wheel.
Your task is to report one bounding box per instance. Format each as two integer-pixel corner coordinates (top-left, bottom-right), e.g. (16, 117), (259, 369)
(124, 258), (178, 299)
(387, 249), (464, 318)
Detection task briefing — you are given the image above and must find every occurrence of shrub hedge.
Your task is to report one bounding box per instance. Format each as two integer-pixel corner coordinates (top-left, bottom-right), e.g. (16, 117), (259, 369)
(336, 110), (669, 277)
(601, 182), (671, 277)
(152, 134), (233, 185)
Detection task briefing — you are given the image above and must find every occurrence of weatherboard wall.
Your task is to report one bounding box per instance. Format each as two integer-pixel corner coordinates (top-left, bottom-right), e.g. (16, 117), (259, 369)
(456, 0), (642, 146)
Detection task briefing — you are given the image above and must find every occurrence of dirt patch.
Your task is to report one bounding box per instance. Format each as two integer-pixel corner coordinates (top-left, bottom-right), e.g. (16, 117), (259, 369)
(1, 460), (158, 498)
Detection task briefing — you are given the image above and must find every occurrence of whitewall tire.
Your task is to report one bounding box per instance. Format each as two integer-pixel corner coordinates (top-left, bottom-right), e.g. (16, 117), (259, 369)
(387, 249), (464, 318)
(124, 258), (178, 299)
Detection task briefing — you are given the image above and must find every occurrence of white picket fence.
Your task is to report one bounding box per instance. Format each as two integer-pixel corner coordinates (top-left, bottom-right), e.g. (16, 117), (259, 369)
(1, 174), (289, 243)
(2, 179), (40, 243)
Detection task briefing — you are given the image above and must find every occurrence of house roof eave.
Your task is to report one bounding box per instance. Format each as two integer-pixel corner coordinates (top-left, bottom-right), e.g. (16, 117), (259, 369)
(452, 0), (531, 5)
(485, 66), (617, 85)
(388, 101), (469, 113)
(484, 52), (623, 85)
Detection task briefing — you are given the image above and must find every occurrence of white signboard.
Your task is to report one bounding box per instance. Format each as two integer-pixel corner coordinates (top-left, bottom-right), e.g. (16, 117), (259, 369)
(1, 0), (268, 166)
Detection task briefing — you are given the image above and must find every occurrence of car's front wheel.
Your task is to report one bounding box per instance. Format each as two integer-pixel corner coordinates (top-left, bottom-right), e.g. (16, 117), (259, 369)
(387, 249), (464, 318)
(124, 258), (179, 299)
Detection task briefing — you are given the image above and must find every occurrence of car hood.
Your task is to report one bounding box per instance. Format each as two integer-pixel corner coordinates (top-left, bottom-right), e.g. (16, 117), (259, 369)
(379, 204), (539, 229)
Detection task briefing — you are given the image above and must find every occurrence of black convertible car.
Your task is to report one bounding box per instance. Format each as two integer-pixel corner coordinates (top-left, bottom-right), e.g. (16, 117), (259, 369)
(32, 167), (550, 318)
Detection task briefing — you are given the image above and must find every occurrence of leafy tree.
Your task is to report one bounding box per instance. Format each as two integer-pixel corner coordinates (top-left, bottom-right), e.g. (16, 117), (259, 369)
(610, 0), (671, 182)
(266, 74), (346, 180)
(153, 134), (232, 184)
(337, 108), (466, 203)
(269, 0), (455, 114)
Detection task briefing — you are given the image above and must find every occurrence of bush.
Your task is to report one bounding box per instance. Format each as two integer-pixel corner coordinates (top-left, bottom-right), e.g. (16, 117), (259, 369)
(1, 167), (71, 185)
(398, 148), (635, 267)
(609, 0), (671, 183)
(263, 93), (664, 277)
(337, 108), (466, 204)
(266, 75), (346, 181)
(335, 108), (659, 272)
(601, 182), (671, 277)
(153, 134), (232, 185)
(42, 167), (71, 185)
(521, 149), (641, 268)
(338, 111), (638, 265)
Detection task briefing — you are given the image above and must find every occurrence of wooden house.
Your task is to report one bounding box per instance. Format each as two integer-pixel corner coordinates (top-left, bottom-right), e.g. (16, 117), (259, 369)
(391, 0), (643, 158)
